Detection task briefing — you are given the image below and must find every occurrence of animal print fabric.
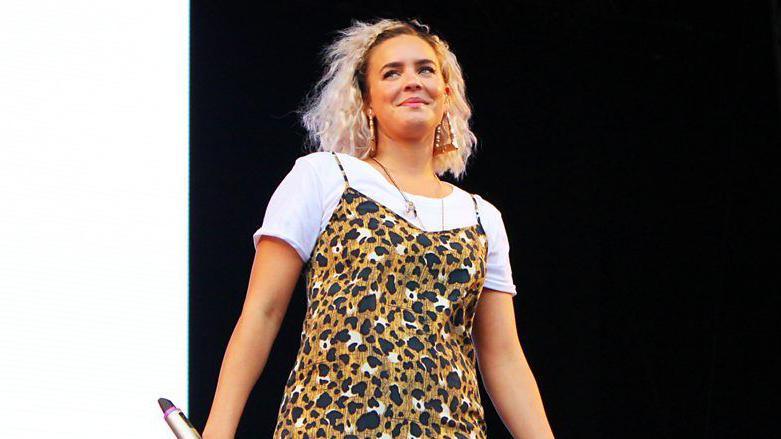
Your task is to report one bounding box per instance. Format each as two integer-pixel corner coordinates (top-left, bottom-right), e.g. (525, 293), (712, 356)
(272, 152), (489, 438)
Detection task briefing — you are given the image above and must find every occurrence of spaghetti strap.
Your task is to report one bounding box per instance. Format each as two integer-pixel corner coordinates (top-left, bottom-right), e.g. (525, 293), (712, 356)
(330, 151), (350, 188)
(470, 193), (484, 229)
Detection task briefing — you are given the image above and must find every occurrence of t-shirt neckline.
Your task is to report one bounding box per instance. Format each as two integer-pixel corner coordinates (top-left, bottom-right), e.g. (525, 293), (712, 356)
(339, 153), (461, 204)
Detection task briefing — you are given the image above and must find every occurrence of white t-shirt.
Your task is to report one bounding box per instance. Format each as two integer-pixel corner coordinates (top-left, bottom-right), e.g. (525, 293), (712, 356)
(253, 151), (517, 296)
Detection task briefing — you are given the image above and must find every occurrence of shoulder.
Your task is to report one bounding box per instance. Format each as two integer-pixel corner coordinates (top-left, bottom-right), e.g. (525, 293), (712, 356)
(283, 151), (341, 183)
(296, 151), (358, 176)
(297, 151), (376, 186)
(297, 150), (334, 163)
(285, 151), (351, 202)
(299, 150), (370, 167)
(294, 151), (335, 171)
(471, 193), (509, 246)
(472, 193), (504, 222)
(296, 150), (363, 164)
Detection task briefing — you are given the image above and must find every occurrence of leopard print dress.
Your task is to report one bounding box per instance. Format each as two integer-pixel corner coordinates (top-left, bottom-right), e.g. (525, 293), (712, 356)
(272, 152), (489, 438)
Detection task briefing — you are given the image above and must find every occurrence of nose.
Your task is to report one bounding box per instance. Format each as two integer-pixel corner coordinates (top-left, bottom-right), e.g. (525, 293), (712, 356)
(402, 71), (423, 91)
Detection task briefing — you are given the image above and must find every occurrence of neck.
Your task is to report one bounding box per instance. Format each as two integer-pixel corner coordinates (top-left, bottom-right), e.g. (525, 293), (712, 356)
(372, 129), (437, 178)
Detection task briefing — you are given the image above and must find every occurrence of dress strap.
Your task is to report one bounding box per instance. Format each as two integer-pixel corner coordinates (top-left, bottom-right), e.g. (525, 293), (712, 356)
(330, 151), (350, 188)
(470, 193), (484, 229)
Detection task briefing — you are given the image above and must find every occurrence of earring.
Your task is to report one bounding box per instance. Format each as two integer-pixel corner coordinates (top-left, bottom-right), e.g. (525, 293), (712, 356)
(367, 111), (377, 157)
(434, 123), (442, 152)
(433, 112), (459, 155)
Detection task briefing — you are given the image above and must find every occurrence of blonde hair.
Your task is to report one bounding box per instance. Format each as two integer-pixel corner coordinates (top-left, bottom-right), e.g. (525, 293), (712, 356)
(300, 18), (477, 180)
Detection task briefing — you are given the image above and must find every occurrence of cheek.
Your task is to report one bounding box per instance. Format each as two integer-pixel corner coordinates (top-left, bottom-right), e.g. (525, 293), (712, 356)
(370, 84), (396, 104)
(425, 79), (446, 97)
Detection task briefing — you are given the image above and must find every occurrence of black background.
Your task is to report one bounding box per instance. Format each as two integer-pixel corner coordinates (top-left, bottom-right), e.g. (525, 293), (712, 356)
(190, 2), (779, 437)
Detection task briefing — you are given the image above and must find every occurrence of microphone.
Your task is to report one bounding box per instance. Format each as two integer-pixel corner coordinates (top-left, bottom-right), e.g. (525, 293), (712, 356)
(158, 397), (202, 438)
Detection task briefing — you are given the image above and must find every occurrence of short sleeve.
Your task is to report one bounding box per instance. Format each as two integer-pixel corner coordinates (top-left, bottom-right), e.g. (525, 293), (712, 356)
(252, 157), (322, 263)
(481, 200), (518, 296)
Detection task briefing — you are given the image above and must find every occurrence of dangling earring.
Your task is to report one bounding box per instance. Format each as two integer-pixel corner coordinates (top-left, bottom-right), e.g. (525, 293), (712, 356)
(434, 123), (442, 153)
(367, 110), (377, 157)
(434, 94), (459, 156)
(434, 112), (459, 155)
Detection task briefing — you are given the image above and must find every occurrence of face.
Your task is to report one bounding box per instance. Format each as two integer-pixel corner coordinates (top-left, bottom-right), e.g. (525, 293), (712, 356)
(364, 34), (449, 142)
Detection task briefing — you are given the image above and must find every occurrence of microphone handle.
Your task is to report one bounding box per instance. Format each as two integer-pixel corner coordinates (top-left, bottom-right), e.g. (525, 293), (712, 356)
(164, 408), (202, 439)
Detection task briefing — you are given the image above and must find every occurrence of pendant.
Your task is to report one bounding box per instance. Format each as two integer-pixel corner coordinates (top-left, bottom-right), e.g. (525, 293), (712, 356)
(405, 200), (417, 216)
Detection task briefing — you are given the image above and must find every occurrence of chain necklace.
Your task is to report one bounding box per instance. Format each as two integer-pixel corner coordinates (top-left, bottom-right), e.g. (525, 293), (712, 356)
(370, 157), (445, 231)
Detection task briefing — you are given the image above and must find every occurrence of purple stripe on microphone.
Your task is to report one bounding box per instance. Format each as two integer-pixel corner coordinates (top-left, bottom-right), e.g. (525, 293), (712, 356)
(163, 406), (178, 419)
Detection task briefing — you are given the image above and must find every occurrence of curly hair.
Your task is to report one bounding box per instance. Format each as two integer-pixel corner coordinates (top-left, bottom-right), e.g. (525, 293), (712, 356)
(300, 18), (477, 180)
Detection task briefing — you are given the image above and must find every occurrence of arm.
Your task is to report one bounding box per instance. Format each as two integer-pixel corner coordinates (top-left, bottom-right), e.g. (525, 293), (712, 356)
(202, 236), (304, 439)
(472, 289), (555, 439)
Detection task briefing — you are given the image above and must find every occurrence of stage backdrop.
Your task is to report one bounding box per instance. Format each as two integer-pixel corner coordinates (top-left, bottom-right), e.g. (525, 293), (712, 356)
(190, 2), (778, 438)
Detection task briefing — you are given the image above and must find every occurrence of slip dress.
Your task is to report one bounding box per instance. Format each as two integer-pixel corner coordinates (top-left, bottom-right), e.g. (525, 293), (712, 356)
(272, 152), (489, 439)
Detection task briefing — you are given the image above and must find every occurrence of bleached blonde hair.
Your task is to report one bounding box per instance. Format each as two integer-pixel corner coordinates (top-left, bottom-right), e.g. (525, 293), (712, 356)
(300, 18), (477, 180)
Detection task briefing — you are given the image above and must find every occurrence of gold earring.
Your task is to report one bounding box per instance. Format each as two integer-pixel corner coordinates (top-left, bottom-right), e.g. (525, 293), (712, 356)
(434, 123), (442, 153)
(367, 111), (376, 157)
(434, 112), (458, 155)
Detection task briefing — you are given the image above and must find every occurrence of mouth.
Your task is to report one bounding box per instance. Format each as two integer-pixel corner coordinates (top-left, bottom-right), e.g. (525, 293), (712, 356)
(399, 97), (429, 106)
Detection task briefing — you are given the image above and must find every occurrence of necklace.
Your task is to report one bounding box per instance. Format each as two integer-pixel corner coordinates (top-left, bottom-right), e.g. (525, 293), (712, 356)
(370, 157), (445, 231)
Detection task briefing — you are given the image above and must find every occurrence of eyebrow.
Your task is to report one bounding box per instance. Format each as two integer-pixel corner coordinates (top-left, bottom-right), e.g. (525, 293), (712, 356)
(380, 59), (437, 71)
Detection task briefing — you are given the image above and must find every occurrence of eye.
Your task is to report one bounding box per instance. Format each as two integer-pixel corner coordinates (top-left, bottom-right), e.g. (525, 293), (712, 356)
(419, 66), (436, 74)
(382, 70), (399, 79)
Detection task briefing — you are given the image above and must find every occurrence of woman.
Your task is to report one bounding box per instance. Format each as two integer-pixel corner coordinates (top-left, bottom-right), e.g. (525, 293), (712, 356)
(203, 19), (554, 439)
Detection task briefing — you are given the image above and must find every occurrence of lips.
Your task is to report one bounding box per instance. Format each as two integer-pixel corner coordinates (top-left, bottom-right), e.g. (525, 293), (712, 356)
(399, 97), (428, 105)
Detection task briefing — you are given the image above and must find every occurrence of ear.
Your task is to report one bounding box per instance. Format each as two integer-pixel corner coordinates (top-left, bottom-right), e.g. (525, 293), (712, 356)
(362, 90), (373, 115)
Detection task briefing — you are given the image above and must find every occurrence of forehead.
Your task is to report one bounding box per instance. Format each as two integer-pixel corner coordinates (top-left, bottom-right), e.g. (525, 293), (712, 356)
(368, 34), (439, 69)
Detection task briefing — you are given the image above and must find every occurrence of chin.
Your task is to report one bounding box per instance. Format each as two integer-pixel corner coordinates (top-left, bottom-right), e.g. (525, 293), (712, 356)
(397, 119), (434, 136)
(398, 112), (434, 127)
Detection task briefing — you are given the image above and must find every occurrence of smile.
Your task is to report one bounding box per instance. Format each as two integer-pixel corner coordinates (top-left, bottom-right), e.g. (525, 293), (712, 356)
(399, 97), (429, 106)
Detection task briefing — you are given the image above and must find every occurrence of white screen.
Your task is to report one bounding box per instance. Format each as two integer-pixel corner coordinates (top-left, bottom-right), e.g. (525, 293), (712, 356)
(0, 1), (190, 437)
